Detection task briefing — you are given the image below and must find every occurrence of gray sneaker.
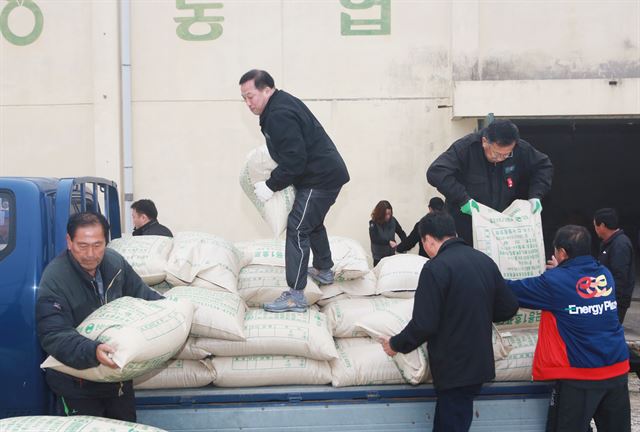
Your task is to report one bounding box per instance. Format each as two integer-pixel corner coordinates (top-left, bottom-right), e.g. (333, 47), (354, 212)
(264, 290), (308, 313)
(308, 268), (335, 285)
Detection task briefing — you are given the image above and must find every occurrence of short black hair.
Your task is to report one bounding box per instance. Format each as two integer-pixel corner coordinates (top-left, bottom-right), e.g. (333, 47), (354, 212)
(239, 69), (275, 90)
(594, 208), (619, 230)
(131, 199), (158, 220)
(67, 212), (110, 241)
(482, 119), (520, 147)
(553, 225), (591, 259)
(418, 211), (457, 240)
(428, 197), (445, 212)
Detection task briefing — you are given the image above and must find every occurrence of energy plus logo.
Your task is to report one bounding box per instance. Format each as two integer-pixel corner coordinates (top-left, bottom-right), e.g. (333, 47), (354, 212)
(575, 275), (613, 299)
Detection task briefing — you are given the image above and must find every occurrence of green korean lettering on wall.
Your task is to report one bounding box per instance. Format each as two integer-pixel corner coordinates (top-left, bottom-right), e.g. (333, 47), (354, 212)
(0, 0), (43, 46)
(340, 0), (390, 36)
(174, 0), (223, 41)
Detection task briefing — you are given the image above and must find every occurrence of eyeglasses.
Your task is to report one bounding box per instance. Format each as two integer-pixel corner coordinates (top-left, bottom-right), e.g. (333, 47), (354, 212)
(487, 144), (513, 161)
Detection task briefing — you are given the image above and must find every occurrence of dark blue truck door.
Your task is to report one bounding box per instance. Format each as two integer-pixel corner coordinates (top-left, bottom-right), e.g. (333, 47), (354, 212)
(0, 181), (51, 418)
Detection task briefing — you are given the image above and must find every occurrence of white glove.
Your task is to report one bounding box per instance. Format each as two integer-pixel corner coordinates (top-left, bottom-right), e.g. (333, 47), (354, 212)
(254, 181), (274, 203)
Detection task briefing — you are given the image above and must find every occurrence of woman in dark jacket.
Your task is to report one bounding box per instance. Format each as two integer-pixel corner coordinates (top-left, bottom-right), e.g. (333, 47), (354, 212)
(369, 200), (407, 266)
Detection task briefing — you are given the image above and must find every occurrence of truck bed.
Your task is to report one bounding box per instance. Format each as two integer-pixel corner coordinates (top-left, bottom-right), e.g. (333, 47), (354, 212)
(136, 382), (551, 431)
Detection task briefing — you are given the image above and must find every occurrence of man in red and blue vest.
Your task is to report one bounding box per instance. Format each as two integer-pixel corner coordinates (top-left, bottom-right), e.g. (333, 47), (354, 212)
(506, 224), (630, 432)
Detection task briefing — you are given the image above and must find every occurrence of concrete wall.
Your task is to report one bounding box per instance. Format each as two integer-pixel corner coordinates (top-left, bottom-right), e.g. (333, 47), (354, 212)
(1, 0), (638, 252)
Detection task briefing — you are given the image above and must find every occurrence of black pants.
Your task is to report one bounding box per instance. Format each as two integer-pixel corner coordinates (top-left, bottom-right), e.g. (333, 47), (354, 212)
(545, 374), (630, 432)
(433, 383), (482, 432)
(56, 389), (136, 422)
(285, 188), (340, 290)
(618, 305), (628, 324)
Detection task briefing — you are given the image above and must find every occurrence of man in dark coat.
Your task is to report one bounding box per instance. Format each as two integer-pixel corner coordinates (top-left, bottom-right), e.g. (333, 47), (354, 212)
(396, 196), (444, 258)
(131, 199), (173, 237)
(36, 212), (163, 421)
(427, 120), (552, 245)
(239, 69), (350, 313)
(594, 208), (635, 323)
(381, 211), (519, 432)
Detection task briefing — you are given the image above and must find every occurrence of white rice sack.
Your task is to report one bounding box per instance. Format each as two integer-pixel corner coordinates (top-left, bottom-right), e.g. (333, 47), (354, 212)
(472, 200), (546, 279)
(321, 297), (408, 338)
(319, 283), (344, 303)
(194, 308), (338, 361)
(165, 286), (246, 341)
(41, 297), (193, 382)
(173, 337), (210, 360)
(320, 271), (377, 300)
(235, 239), (287, 267)
(0, 416), (167, 432)
(316, 293), (378, 308)
(237, 265), (322, 307)
(165, 232), (244, 293)
(354, 300), (428, 385)
(239, 145), (296, 238)
(213, 355), (331, 387)
(329, 236), (371, 281)
(134, 359), (215, 389)
(375, 254), (428, 297)
(108, 235), (173, 285)
(494, 329), (538, 381)
(330, 338), (404, 387)
(495, 308), (542, 330)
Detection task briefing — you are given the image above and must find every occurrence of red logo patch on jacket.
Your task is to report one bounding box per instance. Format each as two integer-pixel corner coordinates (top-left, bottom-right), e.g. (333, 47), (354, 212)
(575, 275), (613, 299)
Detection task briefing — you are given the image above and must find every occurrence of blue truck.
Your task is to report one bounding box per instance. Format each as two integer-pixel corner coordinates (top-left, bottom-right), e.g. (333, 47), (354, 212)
(0, 176), (552, 431)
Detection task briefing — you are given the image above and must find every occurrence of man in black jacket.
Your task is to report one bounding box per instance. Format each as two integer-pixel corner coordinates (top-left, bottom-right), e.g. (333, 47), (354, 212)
(131, 199), (173, 237)
(240, 69), (350, 313)
(396, 196), (444, 258)
(594, 208), (636, 323)
(36, 212), (163, 421)
(381, 212), (519, 432)
(427, 120), (552, 245)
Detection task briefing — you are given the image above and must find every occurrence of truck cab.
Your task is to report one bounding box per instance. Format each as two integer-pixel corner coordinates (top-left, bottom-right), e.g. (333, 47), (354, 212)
(0, 177), (121, 418)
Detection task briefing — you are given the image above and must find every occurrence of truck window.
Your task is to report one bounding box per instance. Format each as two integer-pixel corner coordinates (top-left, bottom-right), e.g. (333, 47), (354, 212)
(0, 191), (15, 260)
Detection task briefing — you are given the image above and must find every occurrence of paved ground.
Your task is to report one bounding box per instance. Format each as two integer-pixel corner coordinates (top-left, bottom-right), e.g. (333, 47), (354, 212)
(630, 374), (640, 431)
(627, 295), (640, 432)
(591, 286), (640, 431)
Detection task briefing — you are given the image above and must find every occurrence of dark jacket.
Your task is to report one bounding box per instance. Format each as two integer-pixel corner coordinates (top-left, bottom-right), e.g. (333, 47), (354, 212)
(36, 249), (163, 398)
(599, 230), (635, 308)
(132, 219), (173, 237)
(369, 217), (406, 261)
(507, 256), (629, 381)
(396, 221), (428, 258)
(260, 90), (350, 192)
(427, 132), (553, 210)
(390, 238), (519, 390)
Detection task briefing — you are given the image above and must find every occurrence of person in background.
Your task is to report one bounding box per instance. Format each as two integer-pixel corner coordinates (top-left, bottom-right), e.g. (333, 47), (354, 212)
(396, 196), (445, 258)
(131, 199), (173, 237)
(507, 225), (630, 432)
(381, 211), (519, 432)
(36, 212), (164, 422)
(369, 200), (407, 266)
(427, 119), (552, 245)
(593, 208), (635, 324)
